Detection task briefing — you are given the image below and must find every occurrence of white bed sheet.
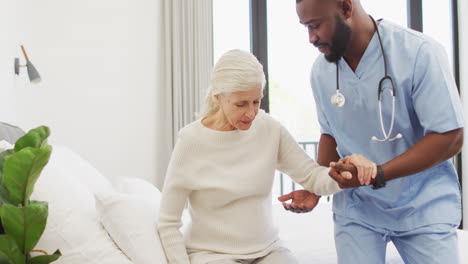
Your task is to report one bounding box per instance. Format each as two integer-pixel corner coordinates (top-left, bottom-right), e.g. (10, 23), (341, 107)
(273, 202), (468, 264)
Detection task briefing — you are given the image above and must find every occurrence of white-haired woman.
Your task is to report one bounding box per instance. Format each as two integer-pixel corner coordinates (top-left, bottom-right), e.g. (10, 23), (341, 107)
(157, 49), (356, 264)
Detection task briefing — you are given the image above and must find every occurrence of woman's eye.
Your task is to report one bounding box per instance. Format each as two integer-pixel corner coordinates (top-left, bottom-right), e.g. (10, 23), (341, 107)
(236, 104), (245, 107)
(254, 101), (260, 105)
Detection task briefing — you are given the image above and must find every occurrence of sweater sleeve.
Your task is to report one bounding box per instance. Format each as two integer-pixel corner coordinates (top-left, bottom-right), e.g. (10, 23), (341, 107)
(276, 125), (341, 196)
(157, 133), (193, 264)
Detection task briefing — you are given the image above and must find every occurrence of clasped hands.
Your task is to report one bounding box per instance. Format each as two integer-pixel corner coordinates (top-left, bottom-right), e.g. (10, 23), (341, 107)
(278, 154), (377, 213)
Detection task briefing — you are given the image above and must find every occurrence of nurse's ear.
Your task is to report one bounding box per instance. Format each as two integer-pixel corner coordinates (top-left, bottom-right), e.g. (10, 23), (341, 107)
(339, 0), (353, 20)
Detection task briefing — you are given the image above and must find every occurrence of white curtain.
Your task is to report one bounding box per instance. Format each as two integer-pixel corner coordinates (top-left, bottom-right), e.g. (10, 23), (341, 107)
(459, 0), (468, 230)
(155, 0), (213, 189)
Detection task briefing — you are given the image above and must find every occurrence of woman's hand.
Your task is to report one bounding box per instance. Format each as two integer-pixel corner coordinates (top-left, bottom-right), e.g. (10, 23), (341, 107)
(339, 154), (376, 185)
(278, 190), (320, 213)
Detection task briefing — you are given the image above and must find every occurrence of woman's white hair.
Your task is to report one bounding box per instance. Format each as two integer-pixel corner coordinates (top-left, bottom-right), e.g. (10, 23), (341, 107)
(201, 49), (266, 117)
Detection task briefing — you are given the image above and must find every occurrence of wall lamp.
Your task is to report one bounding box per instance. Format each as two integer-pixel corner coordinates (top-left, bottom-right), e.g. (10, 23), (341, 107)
(14, 45), (41, 84)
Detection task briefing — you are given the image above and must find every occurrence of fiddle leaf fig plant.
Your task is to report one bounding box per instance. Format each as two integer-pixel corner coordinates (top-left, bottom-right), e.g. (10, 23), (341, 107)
(0, 126), (61, 264)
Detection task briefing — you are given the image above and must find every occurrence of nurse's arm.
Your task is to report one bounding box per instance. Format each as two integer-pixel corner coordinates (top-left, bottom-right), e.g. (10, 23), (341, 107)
(331, 128), (464, 188)
(381, 128), (463, 181)
(316, 134), (341, 166)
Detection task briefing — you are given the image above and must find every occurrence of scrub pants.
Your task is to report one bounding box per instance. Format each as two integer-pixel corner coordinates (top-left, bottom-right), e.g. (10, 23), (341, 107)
(207, 247), (298, 264)
(334, 214), (460, 264)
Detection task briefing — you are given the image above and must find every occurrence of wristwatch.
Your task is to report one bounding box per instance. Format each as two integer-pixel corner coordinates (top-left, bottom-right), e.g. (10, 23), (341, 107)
(372, 165), (386, 189)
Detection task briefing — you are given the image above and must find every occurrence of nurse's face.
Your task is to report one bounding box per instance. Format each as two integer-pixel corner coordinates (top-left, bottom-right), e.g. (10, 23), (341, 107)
(216, 84), (263, 131)
(296, 0), (352, 63)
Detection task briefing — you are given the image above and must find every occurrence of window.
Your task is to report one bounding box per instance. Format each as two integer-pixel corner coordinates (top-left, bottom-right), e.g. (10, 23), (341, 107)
(266, 0), (320, 142)
(422, 0), (455, 71)
(212, 0), (251, 63)
(361, 0), (407, 26)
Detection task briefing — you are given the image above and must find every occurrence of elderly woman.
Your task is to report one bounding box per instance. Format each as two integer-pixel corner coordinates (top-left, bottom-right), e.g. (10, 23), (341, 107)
(157, 49), (356, 264)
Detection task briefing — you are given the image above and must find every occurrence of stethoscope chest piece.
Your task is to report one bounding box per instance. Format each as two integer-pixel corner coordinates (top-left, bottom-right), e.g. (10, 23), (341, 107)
(331, 90), (346, 108)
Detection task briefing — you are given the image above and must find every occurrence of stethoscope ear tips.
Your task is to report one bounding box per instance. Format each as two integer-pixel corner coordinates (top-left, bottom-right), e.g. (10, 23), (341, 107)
(371, 133), (403, 142)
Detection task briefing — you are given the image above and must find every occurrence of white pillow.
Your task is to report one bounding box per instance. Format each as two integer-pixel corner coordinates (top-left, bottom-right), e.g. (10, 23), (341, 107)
(50, 145), (114, 195)
(110, 176), (161, 201)
(0, 140), (13, 152)
(31, 148), (133, 264)
(96, 177), (167, 264)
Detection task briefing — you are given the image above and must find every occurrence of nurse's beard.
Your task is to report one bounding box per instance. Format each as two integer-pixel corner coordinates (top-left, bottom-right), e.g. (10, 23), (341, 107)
(325, 14), (352, 63)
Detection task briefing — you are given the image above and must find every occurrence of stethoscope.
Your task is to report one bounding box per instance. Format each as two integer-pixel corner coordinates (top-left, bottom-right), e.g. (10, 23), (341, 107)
(330, 16), (402, 142)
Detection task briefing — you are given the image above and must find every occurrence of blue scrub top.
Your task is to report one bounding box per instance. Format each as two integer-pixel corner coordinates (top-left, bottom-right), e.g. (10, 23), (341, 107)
(311, 20), (463, 231)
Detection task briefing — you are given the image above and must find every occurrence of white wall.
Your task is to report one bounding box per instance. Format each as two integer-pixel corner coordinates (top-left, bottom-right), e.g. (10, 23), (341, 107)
(14, 0), (163, 185)
(0, 0), (17, 124)
(459, 0), (468, 230)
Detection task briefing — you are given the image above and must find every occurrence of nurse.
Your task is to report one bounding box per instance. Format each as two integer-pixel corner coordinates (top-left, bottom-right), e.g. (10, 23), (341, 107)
(280, 0), (464, 263)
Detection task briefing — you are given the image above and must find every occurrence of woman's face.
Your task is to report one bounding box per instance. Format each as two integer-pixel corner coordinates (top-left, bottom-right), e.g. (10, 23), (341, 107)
(217, 84), (263, 131)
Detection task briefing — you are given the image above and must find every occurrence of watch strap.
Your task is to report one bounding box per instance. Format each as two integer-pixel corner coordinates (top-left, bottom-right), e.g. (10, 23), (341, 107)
(372, 165), (386, 189)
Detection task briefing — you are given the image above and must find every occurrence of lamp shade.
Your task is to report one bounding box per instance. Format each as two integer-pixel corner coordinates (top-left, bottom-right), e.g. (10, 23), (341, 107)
(26, 60), (41, 83)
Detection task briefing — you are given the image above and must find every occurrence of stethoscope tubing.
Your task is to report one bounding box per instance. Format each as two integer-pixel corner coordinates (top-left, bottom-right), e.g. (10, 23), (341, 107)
(331, 15), (402, 142)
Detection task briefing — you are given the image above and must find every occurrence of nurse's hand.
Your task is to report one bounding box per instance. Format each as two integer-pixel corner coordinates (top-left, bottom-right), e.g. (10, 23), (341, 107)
(340, 154), (377, 185)
(278, 190), (320, 213)
(329, 162), (361, 189)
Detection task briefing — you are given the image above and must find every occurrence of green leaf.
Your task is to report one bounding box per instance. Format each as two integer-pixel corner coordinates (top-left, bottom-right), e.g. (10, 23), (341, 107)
(0, 235), (26, 264)
(14, 126), (50, 152)
(30, 250), (61, 264)
(0, 150), (16, 205)
(3, 146), (52, 205)
(0, 185), (13, 205)
(0, 202), (48, 254)
(0, 150), (15, 173)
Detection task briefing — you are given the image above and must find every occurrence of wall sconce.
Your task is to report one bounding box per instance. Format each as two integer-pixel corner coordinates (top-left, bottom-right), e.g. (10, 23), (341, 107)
(14, 45), (42, 84)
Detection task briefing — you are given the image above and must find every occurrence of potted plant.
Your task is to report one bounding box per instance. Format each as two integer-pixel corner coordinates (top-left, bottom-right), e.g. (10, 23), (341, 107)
(0, 126), (61, 264)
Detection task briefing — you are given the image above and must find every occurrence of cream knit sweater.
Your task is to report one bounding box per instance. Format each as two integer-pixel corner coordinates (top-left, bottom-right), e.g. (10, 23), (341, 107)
(158, 111), (341, 264)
